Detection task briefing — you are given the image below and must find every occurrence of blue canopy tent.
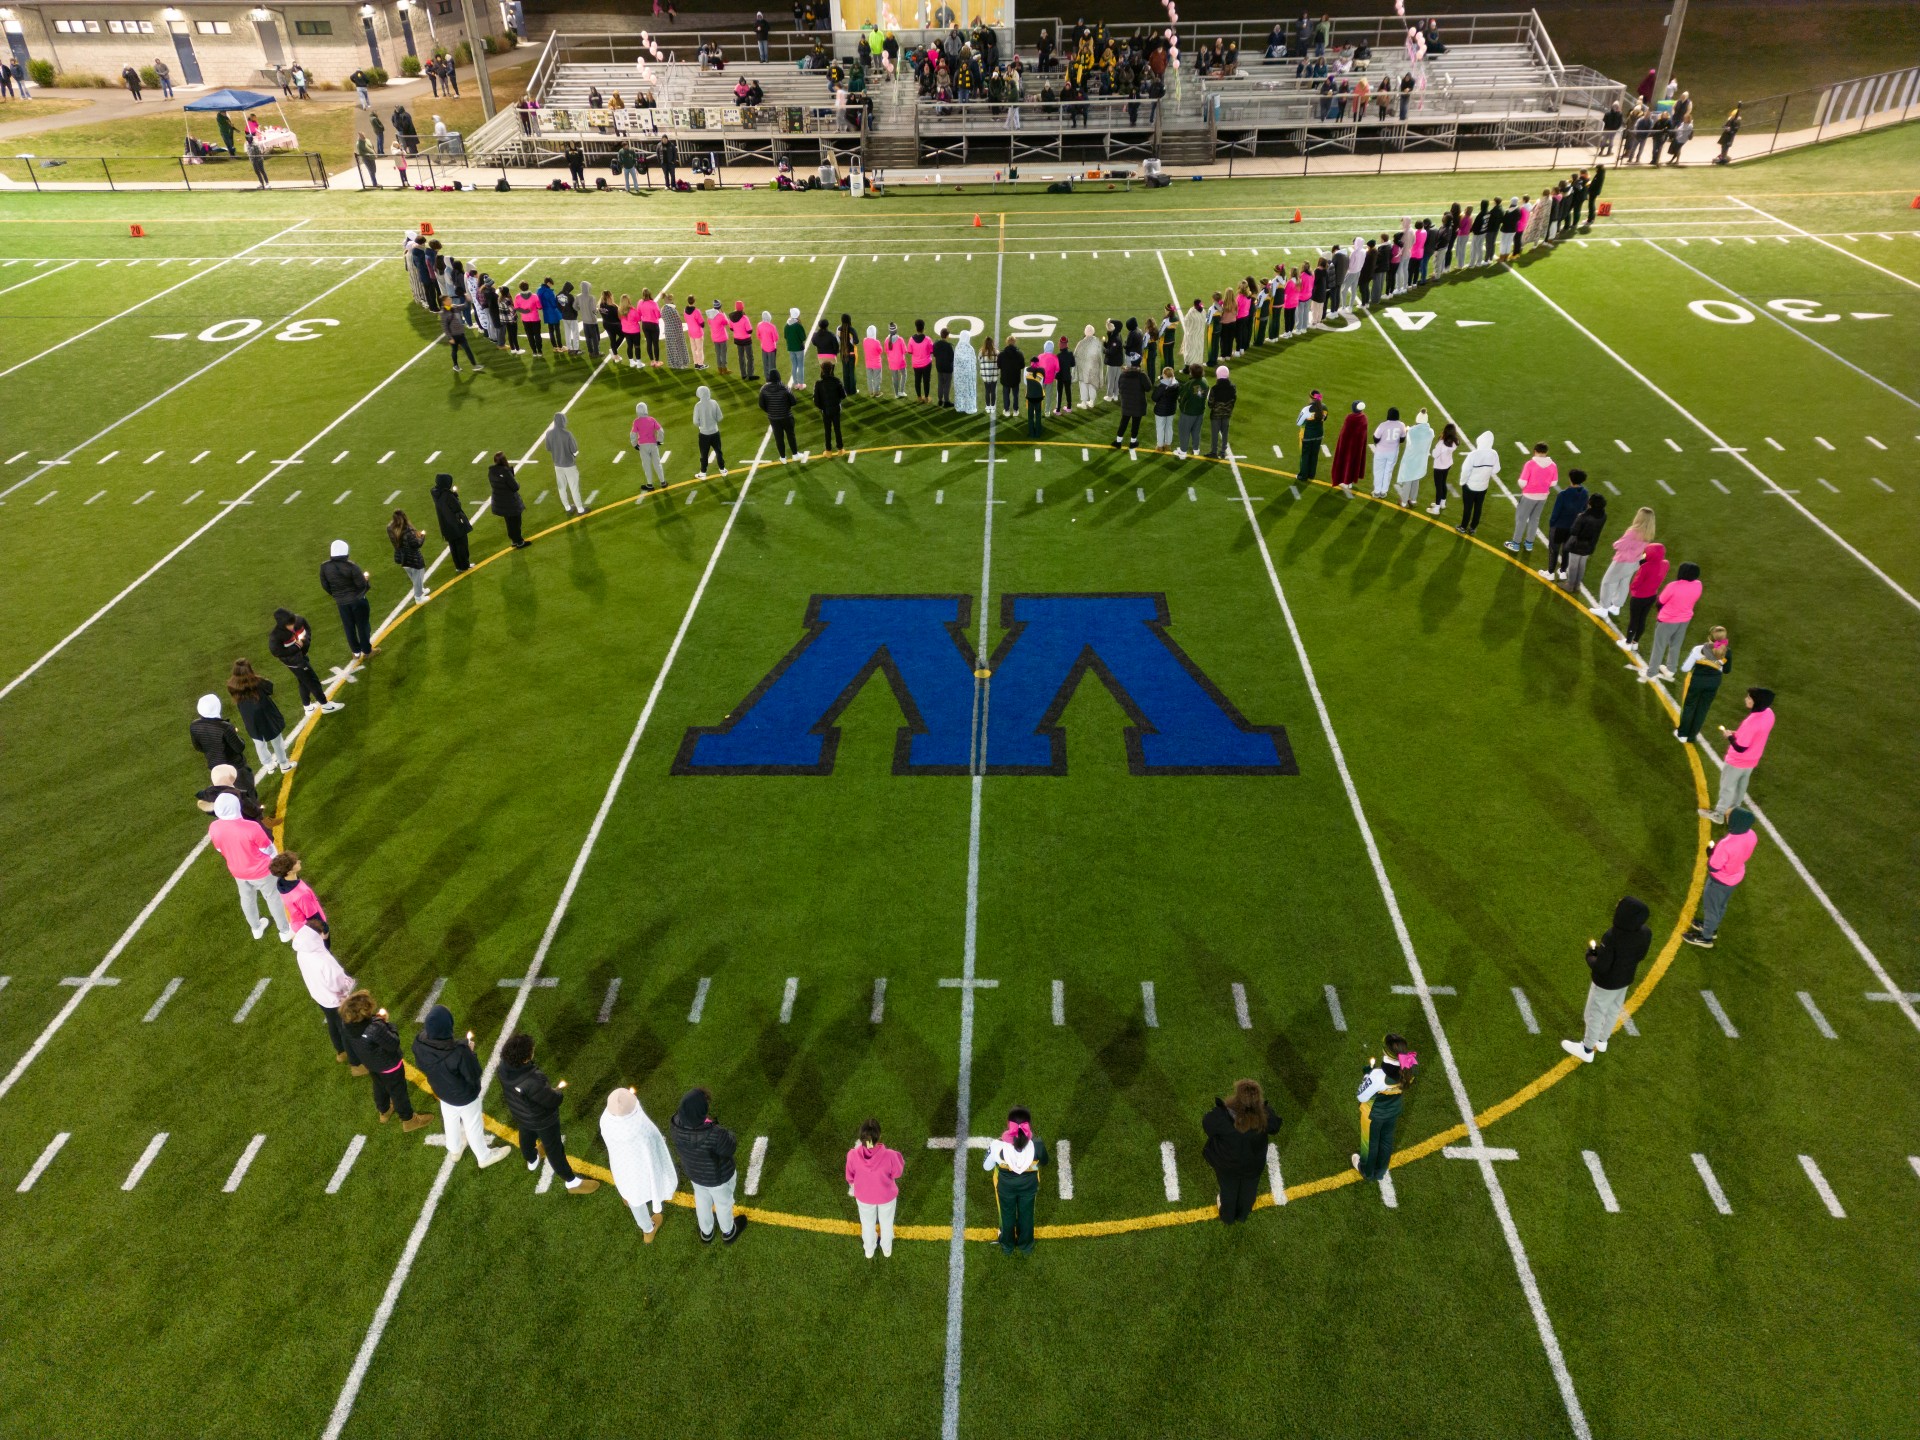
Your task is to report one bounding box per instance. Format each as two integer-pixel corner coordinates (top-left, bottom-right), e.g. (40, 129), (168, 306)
(180, 88), (292, 156)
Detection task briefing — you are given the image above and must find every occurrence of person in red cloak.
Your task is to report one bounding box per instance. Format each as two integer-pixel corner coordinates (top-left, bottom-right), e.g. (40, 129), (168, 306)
(1329, 400), (1370, 496)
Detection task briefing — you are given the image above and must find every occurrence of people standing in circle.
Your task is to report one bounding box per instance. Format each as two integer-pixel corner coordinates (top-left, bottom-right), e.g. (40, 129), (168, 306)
(671, 1087), (745, 1243)
(759, 369), (800, 462)
(1455, 429), (1500, 535)
(631, 401), (667, 491)
(983, 1106), (1048, 1254)
(208, 793), (291, 941)
(499, 1032), (600, 1193)
(1201, 1079), (1282, 1224)
(320, 540), (377, 660)
(430, 474), (473, 573)
(845, 1117), (905, 1259)
(1592, 505), (1655, 617)
(269, 608), (338, 715)
(1352, 1037), (1417, 1183)
(1426, 420), (1459, 513)
(192, 692), (256, 796)
(413, 1004), (512, 1168)
(602, 1087), (679, 1242)
(1560, 896), (1652, 1064)
(488, 452), (530, 549)
(1674, 626), (1731, 742)
(227, 659), (291, 776)
(545, 412), (585, 516)
(387, 508), (431, 605)
(1703, 687), (1774, 822)
(341, 990), (433, 1131)
(1684, 808), (1756, 949)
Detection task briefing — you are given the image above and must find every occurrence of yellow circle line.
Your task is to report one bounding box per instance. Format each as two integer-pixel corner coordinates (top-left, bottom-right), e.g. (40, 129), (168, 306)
(289, 438), (1709, 1241)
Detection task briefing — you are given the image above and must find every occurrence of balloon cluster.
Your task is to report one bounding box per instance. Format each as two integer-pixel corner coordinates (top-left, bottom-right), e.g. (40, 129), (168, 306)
(636, 28), (666, 77)
(1161, 0), (1179, 71)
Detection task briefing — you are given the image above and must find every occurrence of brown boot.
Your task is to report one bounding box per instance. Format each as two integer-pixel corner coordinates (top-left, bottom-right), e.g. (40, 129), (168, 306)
(564, 1177), (600, 1195)
(335, 1051), (349, 1064)
(401, 1113), (432, 1132)
(378, 1108), (391, 1124)
(349, 1065), (369, 1077)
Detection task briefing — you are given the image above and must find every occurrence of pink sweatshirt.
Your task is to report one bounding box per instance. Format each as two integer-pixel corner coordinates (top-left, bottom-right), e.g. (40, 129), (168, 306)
(632, 414), (663, 445)
(1610, 531), (1648, 566)
(637, 298), (661, 323)
(279, 878), (325, 934)
(1628, 543), (1668, 598)
(1656, 577), (1702, 624)
(621, 307), (643, 335)
(845, 1142), (904, 1204)
(1707, 829), (1758, 886)
(1235, 294), (1252, 320)
(730, 311), (752, 340)
(1517, 456), (1558, 496)
(886, 336), (907, 369)
(1037, 350), (1059, 383)
(909, 335), (934, 367)
(210, 816), (275, 881)
(684, 309), (706, 338)
(1283, 276), (1299, 307)
(862, 336), (884, 368)
(757, 319), (778, 351)
(1410, 228), (1427, 258)
(513, 292), (540, 323)
(1723, 706), (1774, 770)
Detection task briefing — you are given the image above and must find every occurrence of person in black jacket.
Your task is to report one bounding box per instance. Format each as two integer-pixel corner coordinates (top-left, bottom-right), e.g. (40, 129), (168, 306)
(1205, 366), (1237, 458)
(499, 1032), (599, 1192)
(932, 327), (956, 407)
(670, 1087), (744, 1242)
(1559, 492), (1608, 594)
(1561, 895), (1652, 1064)
(320, 540), (376, 660)
(192, 694), (256, 795)
(429, 473), (473, 572)
(196, 762), (264, 822)
(269, 608), (339, 715)
(812, 360), (846, 453)
(1150, 365), (1180, 450)
(412, 1003), (510, 1167)
(388, 509), (430, 604)
(996, 339), (1026, 418)
(1201, 1079), (1282, 1224)
(1113, 357), (1149, 449)
(227, 658), (290, 776)
(759, 372), (799, 461)
(341, 990), (433, 1130)
(487, 453), (530, 548)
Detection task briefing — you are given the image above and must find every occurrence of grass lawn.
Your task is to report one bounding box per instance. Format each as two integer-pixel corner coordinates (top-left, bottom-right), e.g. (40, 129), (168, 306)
(0, 97), (93, 122)
(0, 123), (1916, 1439)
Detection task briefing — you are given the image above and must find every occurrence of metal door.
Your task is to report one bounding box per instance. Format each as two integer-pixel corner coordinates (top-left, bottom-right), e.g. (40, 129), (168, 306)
(254, 18), (285, 64)
(169, 23), (204, 84)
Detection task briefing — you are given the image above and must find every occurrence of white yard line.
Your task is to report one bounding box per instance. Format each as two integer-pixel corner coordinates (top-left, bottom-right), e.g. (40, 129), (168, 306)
(232, 977), (271, 1023)
(744, 1135), (769, 1196)
(1159, 1140), (1181, 1202)
(1581, 1151), (1620, 1213)
(143, 977), (183, 1023)
(1055, 1139), (1074, 1199)
(1223, 444), (1590, 1439)
(1700, 989), (1740, 1038)
(1323, 983), (1348, 1032)
(1510, 986), (1540, 1034)
(779, 976), (799, 1023)
(1691, 1152), (1733, 1214)
(222, 1134), (268, 1192)
(1266, 1143), (1286, 1204)
(16, 1132), (70, 1193)
(1797, 1154), (1846, 1218)
(1796, 990), (1838, 1039)
(1140, 980), (1159, 1028)
(1231, 981), (1252, 1030)
(596, 977), (621, 1024)
(325, 1135), (367, 1194)
(322, 257), (835, 1440)
(1051, 979), (1065, 1025)
(1729, 196), (1920, 292)
(870, 977), (888, 1024)
(0, 258), (77, 296)
(688, 976), (711, 1023)
(121, 1132), (170, 1191)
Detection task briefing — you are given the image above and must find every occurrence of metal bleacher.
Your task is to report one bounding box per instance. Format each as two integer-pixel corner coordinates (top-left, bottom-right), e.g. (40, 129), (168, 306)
(466, 12), (1623, 173)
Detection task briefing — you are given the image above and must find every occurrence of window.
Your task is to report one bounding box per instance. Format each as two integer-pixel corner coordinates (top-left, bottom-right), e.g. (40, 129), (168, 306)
(53, 18), (76, 31)
(106, 19), (126, 32)
(86, 19), (102, 30)
(140, 20), (157, 32)
(295, 18), (332, 33)
(194, 19), (233, 33)
(437, 1), (452, 14)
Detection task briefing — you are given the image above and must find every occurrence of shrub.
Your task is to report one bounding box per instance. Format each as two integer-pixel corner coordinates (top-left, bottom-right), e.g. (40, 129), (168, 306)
(28, 58), (55, 88)
(57, 71), (115, 88)
(453, 40), (472, 64)
(479, 34), (497, 55)
(365, 66), (389, 86)
(400, 54), (421, 77)
(139, 65), (161, 88)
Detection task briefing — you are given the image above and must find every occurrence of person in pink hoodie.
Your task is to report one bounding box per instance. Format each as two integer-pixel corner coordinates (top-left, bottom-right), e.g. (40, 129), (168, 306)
(908, 320), (935, 401)
(860, 324), (885, 397)
(884, 323), (908, 397)
(756, 309), (780, 381)
(208, 793), (291, 941)
(1621, 541), (1668, 654)
(637, 288), (663, 364)
(269, 852), (327, 939)
(1646, 560), (1703, 681)
(684, 294), (706, 369)
(729, 302), (755, 378)
(1703, 687), (1774, 822)
(1504, 441), (1557, 555)
(845, 1117), (905, 1259)
(1684, 807), (1757, 949)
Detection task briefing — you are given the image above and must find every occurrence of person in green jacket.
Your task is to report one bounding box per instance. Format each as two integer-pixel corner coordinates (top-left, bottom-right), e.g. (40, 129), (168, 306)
(1352, 1036), (1417, 1184)
(783, 306), (808, 389)
(1175, 363), (1208, 457)
(1296, 391), (1326, 480)
(216, 109), (237, 155)
(1674, 626), (1731, 742)
(982, 1107), (1048, 1254)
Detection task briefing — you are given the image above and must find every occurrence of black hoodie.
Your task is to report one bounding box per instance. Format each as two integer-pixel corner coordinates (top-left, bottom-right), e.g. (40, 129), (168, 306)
(1200, 1097), (1281, 1175)
(412, 1005), (482, 1105)
(498, 1057), (565, 1130)
(669, 1088), (738, 1185)
(1587, 896), (1652, 990)
(430, 475), (472, 540)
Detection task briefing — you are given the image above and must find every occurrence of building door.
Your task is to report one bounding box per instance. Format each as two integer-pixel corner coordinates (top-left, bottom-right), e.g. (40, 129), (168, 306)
(254, 18), (285, 64)
(361, 14), (382, 67)
(4, 19), (31, 70)
(168, 22), (204, 84)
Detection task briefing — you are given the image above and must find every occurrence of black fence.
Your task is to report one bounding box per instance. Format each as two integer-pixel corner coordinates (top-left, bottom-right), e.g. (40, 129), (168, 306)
(0, 151), (331, 192)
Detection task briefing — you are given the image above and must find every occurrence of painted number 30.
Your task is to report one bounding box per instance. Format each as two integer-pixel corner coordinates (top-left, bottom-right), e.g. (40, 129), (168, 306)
(1688, 298), (1842, 324)
(193, 318), (341, 342)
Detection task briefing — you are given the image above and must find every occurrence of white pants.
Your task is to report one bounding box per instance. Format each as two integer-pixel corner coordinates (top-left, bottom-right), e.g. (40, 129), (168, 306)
(1080, 381), (1099, 406)
(693, 1177), (737, 1237)
(554, 465), (584, 512)
(1371, 448), (1398, 496)
(441, 1097), (505, 1166)
(1595, 558), (1636, 612)
(858, 1197), (896, 1257)
(252, 735), (291, 770)
(561, 318), (583, 351)
(1155, 414), (1174, 447)
(235, 874), (289, 935)
(635, 442), (665, 486)
(628, 1199), (662, 1233)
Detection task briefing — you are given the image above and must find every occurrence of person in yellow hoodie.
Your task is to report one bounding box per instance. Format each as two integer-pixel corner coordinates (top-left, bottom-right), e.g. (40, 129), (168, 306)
(981, 1106), (1048, 1255)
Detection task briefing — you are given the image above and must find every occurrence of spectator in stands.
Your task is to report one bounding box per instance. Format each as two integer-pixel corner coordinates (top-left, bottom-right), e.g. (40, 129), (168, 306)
(755, 10), (770, 62)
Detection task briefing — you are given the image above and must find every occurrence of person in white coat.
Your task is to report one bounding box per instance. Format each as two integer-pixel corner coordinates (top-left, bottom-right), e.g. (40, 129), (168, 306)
(1179, 302), (1208, 370)
(1456, 429), (1500, 537)
(291, 916), (358, 1067)
(1370, 406), (1408, 498)
(602, 1087), (679, 1242)
(1395, 408), (1435, 506)
(1074, 324), (1106, 407)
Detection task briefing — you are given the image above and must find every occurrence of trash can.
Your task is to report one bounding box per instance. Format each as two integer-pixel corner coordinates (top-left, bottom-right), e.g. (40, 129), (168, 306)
(444, 131), (465, 159)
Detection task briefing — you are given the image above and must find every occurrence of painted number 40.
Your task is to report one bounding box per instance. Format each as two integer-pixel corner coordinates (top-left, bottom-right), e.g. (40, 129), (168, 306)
(1688, 298), (1887, 324)
(177, 318), (341, 342)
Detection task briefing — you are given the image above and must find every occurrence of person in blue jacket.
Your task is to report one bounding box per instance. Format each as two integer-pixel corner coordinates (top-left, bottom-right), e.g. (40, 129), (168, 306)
(536, 278), (564, 354)
(1542, 467), (1590, 582)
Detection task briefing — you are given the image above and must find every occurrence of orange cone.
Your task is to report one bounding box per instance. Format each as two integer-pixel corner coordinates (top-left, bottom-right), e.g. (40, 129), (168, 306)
(973, 213), (982, 227)
(696, 220), (711, 236)
(419, 222), (434, 236)
(129, 223), (146, 238)
(1291, 209), (1302, 223)
(1911, 195), (1920, 209)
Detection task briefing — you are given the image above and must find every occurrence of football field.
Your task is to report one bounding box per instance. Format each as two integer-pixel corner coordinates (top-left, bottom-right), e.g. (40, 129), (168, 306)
(2, 126), (1917, 1439)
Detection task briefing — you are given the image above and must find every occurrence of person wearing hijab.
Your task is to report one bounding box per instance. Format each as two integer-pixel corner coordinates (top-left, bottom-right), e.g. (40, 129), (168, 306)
(1101, 321), (1125, 401)
(1561, 897), (1651, 1064)
(487, 451), (529, 549)
(1074, 324), (1104, 408)
(544, 412), (583, 515)
(191, 692), (255, 795)
(1394, 408), (1434, 506)
(1205, 365), (1237, 459)
(1037, 340), (1060, 414)
(784, 306), (808, 389)
(412, 1003), (511, 1168)
(319, 538), (375, 660)
(953, 333), (980, 415)
(1052, 332), (1075, 415)
(631, 402), (666, 490)
(706, 300), (728, 374)
(1328, 400), (1369, 495)
(1684, 808), (1757, 949)
(861, 325), (884, 397)
(1370, 405), (1407, 498)
(982, 1105), (1049, 1254)
(1456, 429), (1500, 534)
(1706, 687), (1775, 823)
(603, 1087), (679, 1242)
(429, 473), (473, 572)
(730, 301), (755, 377)
(670, 1087), (744, 1242)
(209, 792), (291, 940)
(1295, 391), (1327, 479)
(885, 322), (909, 398)
(757, 309), (781, 384)
(846, 1117), (905, 1259)
(692, 386), (725, 477)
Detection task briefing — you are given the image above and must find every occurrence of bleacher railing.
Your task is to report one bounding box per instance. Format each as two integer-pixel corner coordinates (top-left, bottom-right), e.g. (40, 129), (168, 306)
(1726, 64), (1920, 160)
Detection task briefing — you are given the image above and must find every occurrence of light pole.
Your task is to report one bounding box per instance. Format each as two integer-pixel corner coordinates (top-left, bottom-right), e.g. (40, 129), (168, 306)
(1652, 0), (1687, 104)
(457, 0), (494, 118)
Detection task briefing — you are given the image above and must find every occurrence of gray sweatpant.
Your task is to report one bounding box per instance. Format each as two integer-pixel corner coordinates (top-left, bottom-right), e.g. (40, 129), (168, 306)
(1177, 412), (1203, 451)
(1560, 551), (1592, 594)
(1696, 877), (1735, 939)
(1648, 619), (1690, 676)
(236, 875), (290, 936)
(693, 1175), (737, 1237)
(1209, 414), (1232, 457)
(1581, 982), (1629, 1050)
(1595, 558), (1636, 612)
(1713, 764), (1754, 817)
(1511, 492), (1549, 547)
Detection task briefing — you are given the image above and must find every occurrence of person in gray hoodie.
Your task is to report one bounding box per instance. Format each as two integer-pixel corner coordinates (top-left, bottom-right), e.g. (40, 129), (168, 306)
(545, 412), (583, 515)
(693, 386), (726, 477)
(631, 401), (666, 491)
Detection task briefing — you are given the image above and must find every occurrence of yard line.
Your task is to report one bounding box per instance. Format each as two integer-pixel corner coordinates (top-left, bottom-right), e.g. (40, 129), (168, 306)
(282, 490), (302, 505)
(222, 1134), (268, 1192)
(33, 490), (54, 504)
(1141, 980), (1159, 1027)
(143, 450), (164, 464)
(333, 489), (352, 504)
(1564, 441), (1580, 454)
(1503, 265), (1920, 616)
(779, 976), (799, 1023)
(0, 257), (372, 507)
(1646, 244), (1919, 408)
(1055, 1139), (1074, 1199)
(0, 838), (208, 1102)
(1813, 436), (1835, 450)
(326, 1135), (367, 1194)
(1231, 982), (1252, 1030)
(1581, 1151), (1620, 1213)
(1729, 196), (1920, 292)
(1265, 1144), (1286, 1204)
(415, 977), (448, 1023)
(1051, 979), (1065, 1025)
(233, 977), (272, 1024)
(1708, 478), (1730, 494)
(596, 977), (622, 1024)
(1378, 1171), (1399, 1208)
(4, 451), (25, 463)
(324, 254), (814, 1440)
(1613, 438), (1631, 452)
(85, 490), (106, 505)
(122, 1132), (171, 1191)
(1222, 442), (1590, 1439)
(379, 451), (395, 464)
(142, 977), (183, 1022)
(743, 1135), (770, 1197)
(1764, 436), (1783, 450)
(1323, 983), (1348, 1032)
(1870, 477), (1893, 493)
(332, 451), (350, 465)
(1816, 477), (1840, 493)
(384, 489), (400, 504)
(1691, 1152), (1733, 1214)
(1798, 1155), (1846, 1217)
(235, 450), (254, 464)
(0, 258), (77, 296)
(688, 977), (711, 1023)
(1700, 989), (1739, 1038)
(17, 1131), (72, 1193)
(1511, 986), (1540, 1034)
(869, 977), (888, 1024)
(1159, 1141), (1181, 1202)
(1796, 990), (1838, 1039)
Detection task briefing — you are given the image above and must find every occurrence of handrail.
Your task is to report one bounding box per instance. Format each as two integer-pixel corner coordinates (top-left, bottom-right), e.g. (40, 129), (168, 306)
(1528, 7), (1567, 82)
(525, 28), (563, 100)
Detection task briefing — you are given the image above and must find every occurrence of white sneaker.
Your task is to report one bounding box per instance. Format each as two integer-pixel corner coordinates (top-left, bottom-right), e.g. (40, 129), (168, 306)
(320, 701), (344, 713)
(303, 702), (319, 715)
(256, 761), (277, 777)
(695, 470), (707, 479)
(282, 760), (297, 771)
(1594, 1040), (1608, 1053)
(476, 1147), (511, 1168)
(277, 929), (294, 944)
(249, 917), (270, 940)
(1173, 448), (1186, 459)
(1560, 1039), (1593, 1063)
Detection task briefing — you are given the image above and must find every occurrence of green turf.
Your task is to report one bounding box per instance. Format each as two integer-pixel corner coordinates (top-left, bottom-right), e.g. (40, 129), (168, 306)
(1, 125), (1917, 1440)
